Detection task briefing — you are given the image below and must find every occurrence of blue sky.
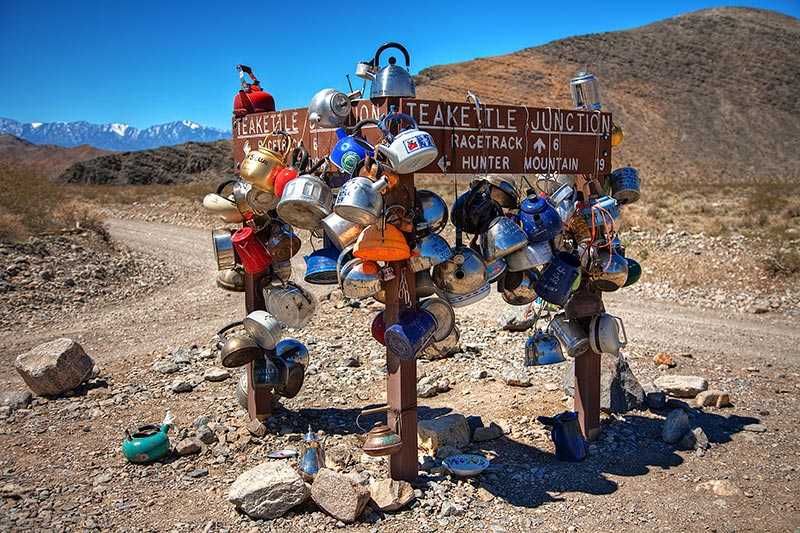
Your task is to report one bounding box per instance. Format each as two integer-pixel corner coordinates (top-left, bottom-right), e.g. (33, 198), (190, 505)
(1, 1), (797, 130)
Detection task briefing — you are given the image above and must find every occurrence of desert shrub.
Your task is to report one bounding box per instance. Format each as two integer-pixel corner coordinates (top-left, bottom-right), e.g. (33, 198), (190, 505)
(763, 249), (800, 276)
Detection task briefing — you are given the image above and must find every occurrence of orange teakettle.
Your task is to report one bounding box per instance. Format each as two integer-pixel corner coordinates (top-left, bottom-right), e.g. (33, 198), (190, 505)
(353, 223), (411, 262)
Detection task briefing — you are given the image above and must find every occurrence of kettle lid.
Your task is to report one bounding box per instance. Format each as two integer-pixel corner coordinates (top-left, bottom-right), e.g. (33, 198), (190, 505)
(303, 425), (319, 442)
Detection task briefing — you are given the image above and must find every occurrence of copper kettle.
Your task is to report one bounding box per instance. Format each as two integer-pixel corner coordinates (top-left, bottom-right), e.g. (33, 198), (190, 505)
(358, 405), (403, 457)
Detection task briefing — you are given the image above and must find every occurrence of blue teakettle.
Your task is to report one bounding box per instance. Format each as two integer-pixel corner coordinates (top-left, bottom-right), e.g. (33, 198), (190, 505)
(330, 128), (374, 174)
(537, 411), (587, 462)
(304, 236), (340, 285)
(516, 195), (562, 243)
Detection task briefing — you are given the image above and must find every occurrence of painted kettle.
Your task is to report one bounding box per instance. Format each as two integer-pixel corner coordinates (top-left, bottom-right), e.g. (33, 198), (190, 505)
(376, 112), (437, 174)
(358, 405), (403, 456)
(369, 42), (416, 99)
(122, 410), (174, 464)
(233, 64), (275, 117)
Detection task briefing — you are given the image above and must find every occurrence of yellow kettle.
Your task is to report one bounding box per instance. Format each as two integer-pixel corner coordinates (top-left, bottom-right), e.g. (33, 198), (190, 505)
(353, 223), (411, 262)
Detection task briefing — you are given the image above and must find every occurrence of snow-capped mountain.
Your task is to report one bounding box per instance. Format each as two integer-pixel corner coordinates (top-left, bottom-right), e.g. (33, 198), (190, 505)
(0, 118), (230, 151)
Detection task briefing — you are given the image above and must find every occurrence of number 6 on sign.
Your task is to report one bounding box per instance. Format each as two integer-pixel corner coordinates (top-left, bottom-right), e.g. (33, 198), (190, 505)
(553, 138), (559, 151)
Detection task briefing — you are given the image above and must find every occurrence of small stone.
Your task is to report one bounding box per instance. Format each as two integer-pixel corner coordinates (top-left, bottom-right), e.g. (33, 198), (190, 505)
(368, 479), (415, 512)
(439, 501), (464, 517)
(417, 375), (440, 398)
(470, 369), (488, 380)
(477, 487), (495, 502)
(93, 472), (113, 486)
(653, 375), (708, 398)
(14, 338), (94, 396)
(695, 479), (741, 497)
(188, 467), (208, 478)
(152, 359), (179, 374)
(501, 367), (531, 387)
(678, 427), (709, 451)
(653, 353), (676, 367)
(434, 445), (461, 460)
(247, 420), (268, 438)
(196, 425), (218, 444)
(228, 462), (309, 519)
(642, 383), (667, 411)
(203, 368), (231, 382)
(176, 438), (203, 456)
(171, 379), (194, 393)
(0, 390), (32, 412)
(342, 356), (360, 368)
(311, 469), (370, 524)
(472, 422), (504, 442)
(742, 423), (767, 433)
(695, 390), (731, 408)
(662, 409), (690, 444)
(417, 414), (471, 454)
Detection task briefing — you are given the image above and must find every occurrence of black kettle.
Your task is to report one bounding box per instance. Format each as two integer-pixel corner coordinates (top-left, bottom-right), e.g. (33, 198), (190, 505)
(451, 181), (503, 235)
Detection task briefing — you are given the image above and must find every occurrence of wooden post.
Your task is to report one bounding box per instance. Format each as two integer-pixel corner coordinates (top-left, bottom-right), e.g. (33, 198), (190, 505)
(245, 271), (272, 422)
(574, 348), (601, 440)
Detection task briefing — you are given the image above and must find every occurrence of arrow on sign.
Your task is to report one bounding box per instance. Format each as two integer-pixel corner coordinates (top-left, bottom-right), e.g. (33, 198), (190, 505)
(437, 156), (451, 172)
(533, 138), (546, 154)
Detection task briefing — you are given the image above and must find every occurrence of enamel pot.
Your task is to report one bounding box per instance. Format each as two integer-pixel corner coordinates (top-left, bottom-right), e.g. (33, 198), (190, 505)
(232, 227), (272, 274)
(505, 241), (553, 272)
(501, 269), (539, 306)
(534, 252), (581, 306)
(243, 310), (283, 350)
(384, 308), (437, 360)
(410, 232), (453, 272)
(432, 246), (487, 296)
(211, 229), (235, 271)
(548, 313), (590, 358)
(420, 297), (456, 342)
(304, 243), (340, 285)
(321, 212), (364, 250)
(517, 194), (562, 243)
(589, 313), (627, 355)
(276, 173), (333, 230)
(608, 167), (641, 205)
(415, 190), (449, 234)
(330, 128), (375, 174)
(581, 195), (620, 231)
(480, 216), (528, 261)
(377, 113), (437, 174)
(525, 330), (566, 366)
(264, 282), (317, 329)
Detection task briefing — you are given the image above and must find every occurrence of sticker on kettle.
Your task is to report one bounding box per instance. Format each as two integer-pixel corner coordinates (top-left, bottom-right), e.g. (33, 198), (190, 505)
(341, 151), (361, 173)
(404, 135), (432, 154)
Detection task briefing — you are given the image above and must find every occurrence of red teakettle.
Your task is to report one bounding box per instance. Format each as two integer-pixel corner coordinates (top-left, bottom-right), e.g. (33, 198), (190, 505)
(232, 227), (272, 274)
(233, 65), (275, 118)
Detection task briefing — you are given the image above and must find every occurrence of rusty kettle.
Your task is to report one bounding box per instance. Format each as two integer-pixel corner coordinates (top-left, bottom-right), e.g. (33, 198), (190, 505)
(358, 405), (403, 456)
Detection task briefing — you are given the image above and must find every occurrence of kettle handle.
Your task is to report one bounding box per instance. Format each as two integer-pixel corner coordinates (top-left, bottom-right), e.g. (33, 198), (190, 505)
(379, 112), (418, 138)
(612, 315), (627, 348)
(291, 145), (309, 172)
(271, 130), (294, 161)
(216, 179), (238, 196)
(374, 42), (411, 68)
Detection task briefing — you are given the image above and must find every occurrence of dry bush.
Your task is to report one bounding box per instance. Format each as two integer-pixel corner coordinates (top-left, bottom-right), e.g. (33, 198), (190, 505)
(51, 200), (110, 241)
(763, 249), (800, 276)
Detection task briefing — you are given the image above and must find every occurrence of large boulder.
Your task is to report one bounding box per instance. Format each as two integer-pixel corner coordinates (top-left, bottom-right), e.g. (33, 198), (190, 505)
(563, 355), (645, 413)
(227, 462), (309, 519)
(369, 479), (415, 512)
(15, 338), (94, 396)
(311, 468), (370, 523)
(653, 375), (708, 398)
(417, 414), (470, 454)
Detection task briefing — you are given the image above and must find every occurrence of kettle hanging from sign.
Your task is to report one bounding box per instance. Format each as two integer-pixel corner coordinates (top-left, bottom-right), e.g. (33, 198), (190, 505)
(233, 65), (275, 117)
(365, 42), (416, 101)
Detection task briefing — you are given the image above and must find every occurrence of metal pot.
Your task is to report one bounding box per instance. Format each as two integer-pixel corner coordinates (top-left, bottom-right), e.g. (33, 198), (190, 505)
(480, 216), (528, 261)
(410, 232), (453, 272)
(211, 229), (235, 271)
(370, 42), (416, 99)
(231, 179), (256, 217)
(589, 313), (627, 355)
(308, 88), (352, 128)
(432, 246), (486, 296)
(483, 175), (520, 208)
(277, 338), (310, 369)
(321, 212), (364, 250)
(273, 357), (305, 399)
(525, 330), (566, 366)
(501, 269), (539, 306)
(334, 174), (390, 226)
(415, 190), (449, 234)
(535, 252), (581, 306)
(384, 308), (437, 360)
(440, 282), (491, 308)
(336, 245), (355, 286)
(363, 422), (403, 457)
(420, 326), (461, 360)
(608, 167), (641, 205)
(271, 260), (293, 284)
(243, 311), (283, 350)
(505, 241), (552, 272)
(588, 249), (629, 292)
(261, 221), (301, 262)
(220, 334), (263, 368)
(246, 186), (278, 215)
(416, 269), (436, 298)
(548, 313), (589, 358)
(276, 174), (333, 230)
(569, 71), (602, 111)
(304, 244), (339, 285)
(240, 140), (292, 192)
(203, 193), (242, 223)
(419, 297), (456, 342)
(340, 258), (383, 300)
(624, 258), (642, 287)
(232, 227), (272, 274)
(550, 184), (576, 223)
(264, 282), (317, 329)
(581, 196), (620, 231)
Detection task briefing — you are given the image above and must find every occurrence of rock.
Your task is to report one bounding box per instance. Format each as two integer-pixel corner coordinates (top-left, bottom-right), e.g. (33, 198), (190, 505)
(466, 415), (485, 435)
(500, 311), (536, 332)
(501, 367), (531, 387)
(171, 378), (194, 393)
(196, 425), (218, 445)
(417, 414), (471, 454)
(311, 469), (370, 524)
(642, 383), (667, 411)
(695, 390), (732, 408)
(470, 369), (488, 380)
(187, 467), (208, 478)
(417, 375), (440, 398)
(695, 480), (741, 497)
(152, 359), (179, 374)
(14, 338), (94, 397)
(369, 479), (415, 512)
(743, 423), (767, 433)
(435, 445), (461, 460)
(653, 353), (676, 367)
(203, 367), (231, 382)
(324, 446), (352, 471)
(0, 390), (32, 412)
(472, 422), (504, 442)
(247, 419), (267, 438)
(342, 356), (360, 368)
(679, 427), (710, 451)
(653, 375), (708, 398)
(662, 409), (690, 444)
(477, 487), (495, 502)
(176, 438), (202, 456)
(564, 355), (645, 413)
(439, 501), (465, 517)
(227, 462), (309, 519)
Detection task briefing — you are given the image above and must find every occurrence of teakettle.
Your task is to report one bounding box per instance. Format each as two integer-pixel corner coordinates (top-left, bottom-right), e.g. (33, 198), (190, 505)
(240, 137), (292, 193)
(589, 313), (627, 355)
(264, 282), (317, 329)
(410, 232), (453, 272)
(243, 310), (283, 350)
(501, 269), (539, 306)
(525, 330), (566, 366)
(330, 128), (375, 174)
(505, 241), (552, 272)
(299, 426), (326, 480)
(432, 246), (487, 296)
(580, 195), (620, 232)
(276, 173), (333, 230)
(333, 163), (391, 225)
(623, 258), (642, 287)
(376, 113), (437, 174)
(452, 182), (503, 235)
(273, 146), (309, 198)
(320, 212), (363, 251)
(569, 71), (601, 111)
(340, 258), (383, 300)
(485, 258), (507, 283)
(588, 248), (628, 292)
(548, 313), (589, 358)
(232, 227), (272, 274)
(416, 269), (437, 298)
(354, 222), (410, 262)
(220, 334), (263, 368)
(277, 338), (310, 369)
(517, 194), (563, 243)
(203, 180), (242, 223)
(233, 65), (275, 117)
(480, 216), (528, 261)
(415, 189), (449, 234)
(122, 411), (174, 464)
(308, 88), (353, 128)
(260, 221), (301, 263)
(359, 405), (403, 457)
(369, 42), (416, 100)
(483, 175), (520, 208)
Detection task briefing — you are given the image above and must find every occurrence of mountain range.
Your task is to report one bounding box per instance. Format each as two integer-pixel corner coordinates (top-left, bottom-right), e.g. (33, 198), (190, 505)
(0, 118), (230, 151)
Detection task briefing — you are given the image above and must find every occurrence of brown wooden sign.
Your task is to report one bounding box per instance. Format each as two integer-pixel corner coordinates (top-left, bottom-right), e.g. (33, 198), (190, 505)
(232, 99), (612, 176)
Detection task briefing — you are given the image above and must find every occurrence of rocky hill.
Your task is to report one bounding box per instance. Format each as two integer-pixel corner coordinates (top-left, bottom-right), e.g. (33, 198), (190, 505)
(0, 134), (109, 176)
(0, 118), (230, 151)
(56, 140), (233, 185)
(415, 7), (800, 186)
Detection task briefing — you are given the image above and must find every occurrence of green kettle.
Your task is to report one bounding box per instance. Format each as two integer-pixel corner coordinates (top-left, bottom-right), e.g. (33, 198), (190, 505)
(122, 411), (174, 464)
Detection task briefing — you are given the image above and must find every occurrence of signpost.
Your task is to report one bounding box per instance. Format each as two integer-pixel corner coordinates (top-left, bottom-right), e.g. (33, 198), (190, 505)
(231, 97), (611, 479)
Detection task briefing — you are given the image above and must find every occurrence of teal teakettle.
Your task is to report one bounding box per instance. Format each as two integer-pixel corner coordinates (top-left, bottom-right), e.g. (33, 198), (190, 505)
(122, 411), (174, 464)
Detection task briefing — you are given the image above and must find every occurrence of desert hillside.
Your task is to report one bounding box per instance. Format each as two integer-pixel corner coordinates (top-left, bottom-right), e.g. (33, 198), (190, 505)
(0, 134), (109, 177)
(415, 7), (800, 186)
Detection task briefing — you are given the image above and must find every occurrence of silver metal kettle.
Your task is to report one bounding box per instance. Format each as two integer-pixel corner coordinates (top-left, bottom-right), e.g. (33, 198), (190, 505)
(308, 88), (353, 128)
(370, 42), (416, 99)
